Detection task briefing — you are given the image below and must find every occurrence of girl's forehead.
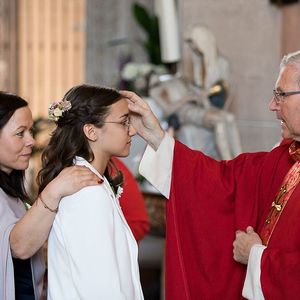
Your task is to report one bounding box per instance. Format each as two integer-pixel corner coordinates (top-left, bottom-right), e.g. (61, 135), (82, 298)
(108, 98), (129, 116)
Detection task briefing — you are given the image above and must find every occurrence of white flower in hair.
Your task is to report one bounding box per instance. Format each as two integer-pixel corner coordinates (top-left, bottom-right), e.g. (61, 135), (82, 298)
(116, 186), (123, 202)
(48, 100), (72, 121)
(53, 107), (63, 118)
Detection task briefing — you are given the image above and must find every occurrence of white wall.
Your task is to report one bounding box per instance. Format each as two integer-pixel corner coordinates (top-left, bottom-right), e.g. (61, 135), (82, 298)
(180, 0), (283, 151)
(86, 0), (284, 153)
(86, 0), (153, 87)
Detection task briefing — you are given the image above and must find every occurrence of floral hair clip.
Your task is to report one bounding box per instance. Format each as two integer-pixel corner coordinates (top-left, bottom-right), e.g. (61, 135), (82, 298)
(48, 100), (72, 121)
(116, 186), (123, 202)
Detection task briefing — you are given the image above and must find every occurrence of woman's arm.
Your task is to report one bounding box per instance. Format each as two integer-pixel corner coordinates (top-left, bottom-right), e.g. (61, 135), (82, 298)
(9, 165), (100, 259)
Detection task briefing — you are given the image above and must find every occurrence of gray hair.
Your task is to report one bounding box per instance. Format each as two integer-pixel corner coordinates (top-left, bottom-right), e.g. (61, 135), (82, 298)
(280, 50), (300, 86)
(280, 50), (300, 69)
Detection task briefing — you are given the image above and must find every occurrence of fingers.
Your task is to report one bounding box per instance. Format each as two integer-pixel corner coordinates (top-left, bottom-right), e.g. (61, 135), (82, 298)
(62, 165), (101, 186)
(246, 226), (254, 233)
(127, 103), (149, 118)
(233, 226), (262, 264)
(120, 90), (139, 104)
(78, 176), (103, 188)
(235, 226), (254, 236)
(235, 229), (243, 236)
(45, 165), (102, 201)
(120, 90), (149, 110)
(232, 239), (242, 262)
(232, 234), (249, 264)
(74, 166), (101, 184)
(119, 90), (134, 97)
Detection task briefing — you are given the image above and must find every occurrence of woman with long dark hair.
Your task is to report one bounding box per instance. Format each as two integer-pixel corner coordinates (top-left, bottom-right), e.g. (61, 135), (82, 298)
(38, 84), (144, 299)
(0, 91), (100, 300)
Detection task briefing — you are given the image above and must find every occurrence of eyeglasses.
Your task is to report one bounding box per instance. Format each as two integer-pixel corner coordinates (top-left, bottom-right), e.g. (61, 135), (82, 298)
(103, 117), (131, 130)
(273, 89), (300, 104)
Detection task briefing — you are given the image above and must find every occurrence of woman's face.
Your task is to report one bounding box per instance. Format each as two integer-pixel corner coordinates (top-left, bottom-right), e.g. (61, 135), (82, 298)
(92, 98), (136, 159)
(0, 106), (35, 174)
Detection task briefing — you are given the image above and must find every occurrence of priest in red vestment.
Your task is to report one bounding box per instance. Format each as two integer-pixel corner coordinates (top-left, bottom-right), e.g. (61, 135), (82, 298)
(121, 50), (300, 300)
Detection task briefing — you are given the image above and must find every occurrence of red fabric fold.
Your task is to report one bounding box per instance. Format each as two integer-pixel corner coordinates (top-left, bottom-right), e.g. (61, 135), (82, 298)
(165, 140), (293, 299)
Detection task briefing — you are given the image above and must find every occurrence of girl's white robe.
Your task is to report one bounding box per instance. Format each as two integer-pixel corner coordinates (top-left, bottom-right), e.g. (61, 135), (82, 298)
(47, 157), (144, 300)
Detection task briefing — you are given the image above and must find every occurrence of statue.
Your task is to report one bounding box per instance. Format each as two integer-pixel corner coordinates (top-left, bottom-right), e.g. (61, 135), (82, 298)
(148, 25), (242, 160)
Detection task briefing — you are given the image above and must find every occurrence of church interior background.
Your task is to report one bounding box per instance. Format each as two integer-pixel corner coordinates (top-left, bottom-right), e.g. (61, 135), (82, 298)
(1, 0), (300, 299)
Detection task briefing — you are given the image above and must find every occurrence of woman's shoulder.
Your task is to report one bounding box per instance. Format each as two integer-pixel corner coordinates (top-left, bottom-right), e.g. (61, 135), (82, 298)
(0, 188), (20, 205)
(0, 188), (25, 220)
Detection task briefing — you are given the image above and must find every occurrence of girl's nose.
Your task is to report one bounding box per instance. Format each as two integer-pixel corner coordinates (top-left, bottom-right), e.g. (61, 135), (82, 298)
(128, 124), (137, 136)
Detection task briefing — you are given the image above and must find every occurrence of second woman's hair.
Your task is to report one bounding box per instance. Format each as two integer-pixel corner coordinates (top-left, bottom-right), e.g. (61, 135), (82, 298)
(38, 84), (123, 194)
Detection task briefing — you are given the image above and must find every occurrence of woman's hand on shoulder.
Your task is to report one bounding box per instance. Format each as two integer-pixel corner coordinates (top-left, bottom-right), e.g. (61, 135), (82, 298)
(42, 166), (101, 201)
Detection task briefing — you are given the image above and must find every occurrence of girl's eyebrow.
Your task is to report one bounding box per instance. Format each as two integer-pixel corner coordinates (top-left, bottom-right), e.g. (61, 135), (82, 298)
(118, 113), (129, 119)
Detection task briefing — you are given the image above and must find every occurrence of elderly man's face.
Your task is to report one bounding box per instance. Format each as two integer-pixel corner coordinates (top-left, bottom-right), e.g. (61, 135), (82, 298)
(269, 64), (300, 141)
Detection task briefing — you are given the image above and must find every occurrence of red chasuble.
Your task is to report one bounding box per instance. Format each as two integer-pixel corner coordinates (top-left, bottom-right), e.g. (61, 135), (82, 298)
(165, 140), (295, 300)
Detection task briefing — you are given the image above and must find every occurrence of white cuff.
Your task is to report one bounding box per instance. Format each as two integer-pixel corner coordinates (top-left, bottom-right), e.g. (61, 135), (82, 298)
(139, 133), (175, 198)
(242, 244), (266, 300)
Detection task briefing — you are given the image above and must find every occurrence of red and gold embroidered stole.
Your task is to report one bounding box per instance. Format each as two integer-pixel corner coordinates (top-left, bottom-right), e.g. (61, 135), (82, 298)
(260, 141), (300, 245)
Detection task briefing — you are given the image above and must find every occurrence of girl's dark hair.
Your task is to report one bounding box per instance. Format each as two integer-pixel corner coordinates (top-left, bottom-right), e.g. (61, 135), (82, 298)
(0, 91), (31, 203)
(38, 84), (124, 194)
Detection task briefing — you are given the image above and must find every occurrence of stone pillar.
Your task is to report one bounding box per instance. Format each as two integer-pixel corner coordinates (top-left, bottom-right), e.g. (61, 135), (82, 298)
(281, 3), (300, 55)
(0, 0), (17, 92)
(181, 0), (282, 152)
(85, 0), (152, 86)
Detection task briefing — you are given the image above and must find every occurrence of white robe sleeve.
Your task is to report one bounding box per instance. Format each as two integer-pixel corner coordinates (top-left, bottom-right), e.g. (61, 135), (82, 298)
(242, 244), (266, 300)
(139, 133), (175, 198)
(49, 185), (127, 299)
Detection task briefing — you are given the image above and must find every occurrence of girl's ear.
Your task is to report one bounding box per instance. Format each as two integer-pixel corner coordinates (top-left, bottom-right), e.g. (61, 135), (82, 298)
(83, 124), (97, 141)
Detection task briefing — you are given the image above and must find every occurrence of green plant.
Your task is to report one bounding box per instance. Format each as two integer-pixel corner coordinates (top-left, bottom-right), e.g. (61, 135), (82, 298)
(132, 3), (162, 65)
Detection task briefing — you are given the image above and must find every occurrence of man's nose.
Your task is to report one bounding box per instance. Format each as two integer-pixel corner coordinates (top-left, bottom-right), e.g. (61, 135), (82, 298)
(269, 96), (279, 111)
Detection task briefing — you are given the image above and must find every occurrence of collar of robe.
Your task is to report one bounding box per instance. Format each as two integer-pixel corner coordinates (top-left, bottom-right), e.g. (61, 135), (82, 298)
(289, 140), (300, 162)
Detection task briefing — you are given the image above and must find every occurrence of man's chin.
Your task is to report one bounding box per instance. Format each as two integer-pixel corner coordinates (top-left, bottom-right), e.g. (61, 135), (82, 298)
(281, 130), (293, 140)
